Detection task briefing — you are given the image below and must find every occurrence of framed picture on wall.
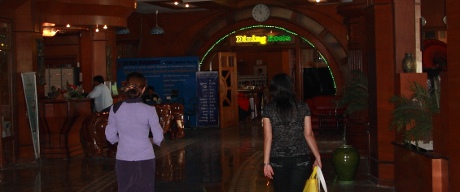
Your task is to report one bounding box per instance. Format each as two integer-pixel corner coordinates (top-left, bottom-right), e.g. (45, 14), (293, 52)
(254, 65), (267, 76)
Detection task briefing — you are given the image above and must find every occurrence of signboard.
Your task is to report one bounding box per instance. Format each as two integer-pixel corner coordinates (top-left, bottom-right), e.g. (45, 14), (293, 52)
(234, 34), (292, 45)
(21, 72), (40, 159)
(196, 71), (219, 127)
(117, 56), (199, 124)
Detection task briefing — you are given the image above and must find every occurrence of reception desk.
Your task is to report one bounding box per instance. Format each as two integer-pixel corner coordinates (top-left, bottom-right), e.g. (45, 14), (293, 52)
(39, 98), (92, 159)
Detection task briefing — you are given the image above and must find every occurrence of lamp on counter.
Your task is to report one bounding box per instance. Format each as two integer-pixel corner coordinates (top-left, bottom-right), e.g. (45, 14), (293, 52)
(42, 22), (59, 37)
(42, 28), (59, 37)
(150, 10), (165, 35)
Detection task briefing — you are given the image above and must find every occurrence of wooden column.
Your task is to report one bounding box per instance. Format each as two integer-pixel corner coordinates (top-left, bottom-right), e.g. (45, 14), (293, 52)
(366, 2), (397, 186)
(445, 0), (460, 191)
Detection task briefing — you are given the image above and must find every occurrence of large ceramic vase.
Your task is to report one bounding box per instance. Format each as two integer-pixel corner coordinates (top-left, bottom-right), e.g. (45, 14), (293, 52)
(402, 53), (416, 73)
(332, 144), (360, 183)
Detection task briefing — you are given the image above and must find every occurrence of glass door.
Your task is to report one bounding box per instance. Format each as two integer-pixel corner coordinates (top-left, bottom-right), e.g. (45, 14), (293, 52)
(0, 19), (15, 168)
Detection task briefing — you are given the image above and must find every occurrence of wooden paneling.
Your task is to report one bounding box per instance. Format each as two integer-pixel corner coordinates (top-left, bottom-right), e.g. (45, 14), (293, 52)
(396, 73), (427, 97)
(421, 0), (446, 30)
(36, 0), (135, 26)
(394, 0), (416, 74)
(394, 142), (448, 192)
(92, 40), (107, 78)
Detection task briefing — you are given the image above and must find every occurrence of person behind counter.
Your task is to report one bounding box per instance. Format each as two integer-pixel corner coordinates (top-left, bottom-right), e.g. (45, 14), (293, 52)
(87, 75), (113, 112)
(105, 72), (164, 191)
(142, 86), (161, 105)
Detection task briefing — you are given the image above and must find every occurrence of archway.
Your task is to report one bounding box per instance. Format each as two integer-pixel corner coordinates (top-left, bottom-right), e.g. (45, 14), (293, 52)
(185, 6), (348, 93)
(198, 25), (337, 97)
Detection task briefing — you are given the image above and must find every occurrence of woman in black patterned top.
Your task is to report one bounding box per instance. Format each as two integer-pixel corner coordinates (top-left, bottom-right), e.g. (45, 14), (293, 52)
(262, 73), (322, 192)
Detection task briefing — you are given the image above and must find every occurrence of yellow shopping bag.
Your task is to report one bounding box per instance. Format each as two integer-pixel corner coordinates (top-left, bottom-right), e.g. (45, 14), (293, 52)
(303, 166), (318, 192)
(303, 166), (328, 192)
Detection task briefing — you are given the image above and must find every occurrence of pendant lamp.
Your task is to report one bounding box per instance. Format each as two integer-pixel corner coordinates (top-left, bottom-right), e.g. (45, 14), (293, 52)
(116, 28), (131, 35)
(150, 10), (165, 35)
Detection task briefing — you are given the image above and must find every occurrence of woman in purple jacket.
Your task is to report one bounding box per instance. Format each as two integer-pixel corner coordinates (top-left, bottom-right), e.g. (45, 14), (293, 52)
(105, 72), (164, 191)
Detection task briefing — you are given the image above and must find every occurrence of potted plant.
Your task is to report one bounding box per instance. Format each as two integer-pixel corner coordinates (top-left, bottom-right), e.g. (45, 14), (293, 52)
(331, 69), (369, 183)
(337, 69), (369, 144)
(390, 81), (439, 151)
(338, 69), (369, 119)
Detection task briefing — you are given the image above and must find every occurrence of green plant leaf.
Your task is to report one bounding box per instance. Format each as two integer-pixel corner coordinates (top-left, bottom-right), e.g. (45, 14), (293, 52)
(338, 69), (369, 115)
(390, 81), (439, 142)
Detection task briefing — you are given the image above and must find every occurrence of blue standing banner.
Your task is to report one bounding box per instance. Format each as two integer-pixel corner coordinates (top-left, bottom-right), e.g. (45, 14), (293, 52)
(196, 71), (219, 127)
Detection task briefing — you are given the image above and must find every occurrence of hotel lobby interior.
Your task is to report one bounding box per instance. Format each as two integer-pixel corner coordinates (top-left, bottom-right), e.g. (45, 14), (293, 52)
(1, 0), (459, 191)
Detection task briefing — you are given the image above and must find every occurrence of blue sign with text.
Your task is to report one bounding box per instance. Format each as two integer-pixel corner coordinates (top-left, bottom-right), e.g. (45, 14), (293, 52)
(117, 56), (200, 126)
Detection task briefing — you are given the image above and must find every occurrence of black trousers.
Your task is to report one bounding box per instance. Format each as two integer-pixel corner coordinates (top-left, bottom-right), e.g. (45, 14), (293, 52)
(270, 155), (312, 192)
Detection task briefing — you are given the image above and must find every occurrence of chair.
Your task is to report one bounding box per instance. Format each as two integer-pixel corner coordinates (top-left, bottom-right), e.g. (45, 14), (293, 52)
(170, 103), (185, 139)
(184, 97), (199, 128)
(167, 89), (184, 104)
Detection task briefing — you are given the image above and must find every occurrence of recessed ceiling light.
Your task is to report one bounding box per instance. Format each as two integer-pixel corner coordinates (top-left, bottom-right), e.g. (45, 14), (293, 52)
(307, 0), (328, 2)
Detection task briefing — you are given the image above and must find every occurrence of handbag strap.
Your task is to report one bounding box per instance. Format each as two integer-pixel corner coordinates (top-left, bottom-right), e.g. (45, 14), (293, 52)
(309, 166), (318, 179)
(316, 166), (328, 192)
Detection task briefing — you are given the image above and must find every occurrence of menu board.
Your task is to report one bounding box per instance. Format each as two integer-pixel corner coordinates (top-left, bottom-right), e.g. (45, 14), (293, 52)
(196, 71), (219, 127)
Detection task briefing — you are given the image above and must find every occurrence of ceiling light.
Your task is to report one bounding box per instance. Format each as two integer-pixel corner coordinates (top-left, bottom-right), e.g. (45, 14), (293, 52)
(103, 25), (108, 29)
(95, 25), (99, 32)
(66, 24), (71, 28)
(42, 22), (55, 27)
(150, 10), (165, 35)
(174, 1), (179, 5)
(185, 3), (189, 8)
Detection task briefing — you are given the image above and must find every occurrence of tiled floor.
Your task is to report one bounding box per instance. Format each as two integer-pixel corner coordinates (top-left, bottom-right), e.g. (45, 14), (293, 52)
(0, 119), (395, 192)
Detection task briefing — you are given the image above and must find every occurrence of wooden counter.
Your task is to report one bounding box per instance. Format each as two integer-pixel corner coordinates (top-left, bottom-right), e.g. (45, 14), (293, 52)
(393, 141), (448, 192)
(39, 98), (92, 159)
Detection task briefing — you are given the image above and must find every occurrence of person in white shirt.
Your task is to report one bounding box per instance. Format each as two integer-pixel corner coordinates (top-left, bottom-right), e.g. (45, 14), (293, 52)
(87, 75), (113, 112)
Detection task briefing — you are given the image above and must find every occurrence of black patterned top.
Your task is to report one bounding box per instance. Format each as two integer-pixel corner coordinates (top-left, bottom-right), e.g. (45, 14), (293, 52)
(263, 101), (312, 158)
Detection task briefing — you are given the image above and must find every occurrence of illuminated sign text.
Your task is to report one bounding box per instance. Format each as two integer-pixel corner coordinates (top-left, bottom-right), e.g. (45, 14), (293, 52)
(235, 34), (292, 45)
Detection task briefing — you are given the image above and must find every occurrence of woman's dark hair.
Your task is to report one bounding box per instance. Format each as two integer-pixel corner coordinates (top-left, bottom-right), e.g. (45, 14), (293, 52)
(269, 73), (297, 122)
(125, 72), (147, 99)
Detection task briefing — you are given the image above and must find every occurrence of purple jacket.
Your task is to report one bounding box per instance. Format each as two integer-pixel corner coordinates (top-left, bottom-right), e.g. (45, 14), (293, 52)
(105, 101), (164, 161)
